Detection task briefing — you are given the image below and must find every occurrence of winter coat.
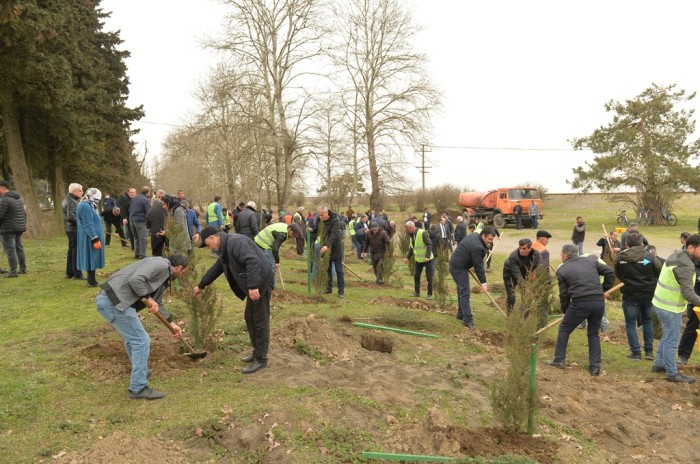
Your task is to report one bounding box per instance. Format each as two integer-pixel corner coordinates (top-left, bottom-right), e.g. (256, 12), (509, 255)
(449, 232), (489, 284)
(146, 201), (166, 234)
(76, 201), (105, 271)
(556, 255), (614, 312)
(116, 192), (131, 223)
(503, 248), (542, 286)
(321, 211), (344, 260)
(454, 222), (467, 244)
(614, 245), (662, 302)
(0, 190), (27, 235)
(363, 228), (390, 258)
(62, 193), (80, 232)
(198, 232), (273, 300)
(237, 206), (259, 239)
(129, 193), (151, 224)
(571, 221), (586, 243)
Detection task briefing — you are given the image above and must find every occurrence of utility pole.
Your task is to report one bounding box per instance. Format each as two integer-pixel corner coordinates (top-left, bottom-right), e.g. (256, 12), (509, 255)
(416, 144), (431, 192)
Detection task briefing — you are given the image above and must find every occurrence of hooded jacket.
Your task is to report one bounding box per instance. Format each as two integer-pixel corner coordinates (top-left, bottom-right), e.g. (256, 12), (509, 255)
(237, 206), (259, 239)
(614, 245), (662, 302)
(321, 210), (344, 260)
(0, 190), (26, 235)
(557, 255), (614, 312)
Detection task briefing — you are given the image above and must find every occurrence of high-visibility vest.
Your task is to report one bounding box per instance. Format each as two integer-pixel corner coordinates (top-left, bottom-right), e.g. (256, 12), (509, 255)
(223, 212), (231, 227)
(293, 212), (302, 224)
(255, 222), (288, 250)
(475, 222), (484, 234)
(653, 264), (692, 313)
(411, 230), (433, 263)
(207, 202), (219, 225)
(348, 219), (356, 236)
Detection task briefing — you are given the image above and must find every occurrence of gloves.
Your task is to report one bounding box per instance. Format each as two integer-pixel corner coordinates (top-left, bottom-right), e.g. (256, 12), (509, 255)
(91, 237), (102, 250)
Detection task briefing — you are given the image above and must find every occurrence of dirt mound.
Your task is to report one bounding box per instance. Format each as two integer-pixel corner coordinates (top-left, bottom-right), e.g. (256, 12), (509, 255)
(274, 315), (363, 362)
(369, 296), (437, 312)
(460, 328), (505, 354)
(272, 289), (322, 304)
(384, 407), (557, 462)
(80, 329), (201, 382)
(64, 431), (190, 464)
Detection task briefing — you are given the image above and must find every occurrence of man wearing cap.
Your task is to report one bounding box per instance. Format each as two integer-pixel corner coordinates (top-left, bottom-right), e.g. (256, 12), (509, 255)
(292, 207), (305, 256)
(255, 222), (302, 270)
(354, 215), (369, 259)
(237, 201), (259, 240)
(531, 230), (552, 270)
(502, 238), (542, 312)
(362, 221), (390, 284)
(195, 226), (274, 373)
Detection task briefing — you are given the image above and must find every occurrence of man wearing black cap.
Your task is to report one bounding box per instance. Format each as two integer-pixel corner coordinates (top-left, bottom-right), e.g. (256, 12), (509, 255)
(532, 230), (552, 270)
(362, 221), (390, 284)
(194, 226), (274, 373)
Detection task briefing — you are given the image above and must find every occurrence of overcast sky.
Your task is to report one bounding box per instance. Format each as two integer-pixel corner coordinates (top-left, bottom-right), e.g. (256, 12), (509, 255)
(101, 0), (700, 194)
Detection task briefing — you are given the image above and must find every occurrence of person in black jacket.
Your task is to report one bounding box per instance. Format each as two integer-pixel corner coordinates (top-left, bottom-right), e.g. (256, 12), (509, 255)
(318, 206), (345, 298)
(546, 244), (615, 376)
(404, 220), (436, 300)
(237, 201), (259, 240)
(195, 227), (274, 373)
(101, 206), (127, 247)
(571, 216), (586, 255)
(614, 232), (662, 361)
(0, 180), (27, 277)
(145, 194), (166, 257)
(502, 238), (542, 311)
(362, 222), (390, 284)
(117, 188), (136, 251)
(454, 215), (467, 244)
(449, 227), (496, 328)
(62, 183), (84, 279)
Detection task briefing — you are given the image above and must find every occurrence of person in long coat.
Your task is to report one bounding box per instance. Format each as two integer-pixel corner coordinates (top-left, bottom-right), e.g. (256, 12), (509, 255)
(77, 188), (105, 287)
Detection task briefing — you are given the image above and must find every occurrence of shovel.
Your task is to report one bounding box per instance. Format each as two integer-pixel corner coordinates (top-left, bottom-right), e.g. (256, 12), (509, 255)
(144, 299), (207, 359)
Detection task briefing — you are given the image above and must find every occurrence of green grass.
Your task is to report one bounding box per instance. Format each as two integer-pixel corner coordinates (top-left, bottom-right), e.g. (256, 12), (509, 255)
(1, 194), (700, 462)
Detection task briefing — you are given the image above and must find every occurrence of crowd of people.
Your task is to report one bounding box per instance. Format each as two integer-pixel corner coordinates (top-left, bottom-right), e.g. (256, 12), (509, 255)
(1, 179), (699, 397)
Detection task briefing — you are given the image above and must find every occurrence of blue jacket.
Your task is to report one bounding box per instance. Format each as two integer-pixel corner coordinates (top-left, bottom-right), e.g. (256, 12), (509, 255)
(77, 201), (105, 271)
(129, 193), (151, 224)
(187, 208), (201, 239)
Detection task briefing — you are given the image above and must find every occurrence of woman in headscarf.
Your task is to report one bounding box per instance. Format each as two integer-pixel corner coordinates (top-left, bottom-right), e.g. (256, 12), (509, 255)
(77, 188), (105, 287)
(161, 194), (191, 254)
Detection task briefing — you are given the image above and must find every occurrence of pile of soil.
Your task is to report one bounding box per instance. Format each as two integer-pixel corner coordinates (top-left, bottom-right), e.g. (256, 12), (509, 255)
(271, 290), (321, 304)
(369, 296), (436, 312)
(62, 431), (190, 464)
(383, 407), (558, 462)
(460, 328), (505, 354)
(273, 315), (364, 362)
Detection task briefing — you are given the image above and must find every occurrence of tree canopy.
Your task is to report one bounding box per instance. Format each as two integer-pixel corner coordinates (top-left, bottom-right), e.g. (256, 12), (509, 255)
(570, 84), (700, 223)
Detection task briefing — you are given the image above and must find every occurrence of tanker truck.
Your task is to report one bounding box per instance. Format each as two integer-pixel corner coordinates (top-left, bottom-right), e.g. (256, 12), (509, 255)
(458, 187), (543, 229)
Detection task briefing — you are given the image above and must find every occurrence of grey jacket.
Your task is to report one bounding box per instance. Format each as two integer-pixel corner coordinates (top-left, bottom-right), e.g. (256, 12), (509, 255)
(661, 249), (700, 307)
(556, 255), (614, 312)
(100, 257), (174, 318)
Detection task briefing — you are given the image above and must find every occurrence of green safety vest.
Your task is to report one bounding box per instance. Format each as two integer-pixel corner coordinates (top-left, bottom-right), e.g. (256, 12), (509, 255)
(348, 219), (356, 236)
(223, 212), (231, 227)
(653, 265), (693, 313)
(255, 222), (288, 250)
(475, 222), (484, 234)
(207, 202), (219, 225)
(411, 230), (433, 263)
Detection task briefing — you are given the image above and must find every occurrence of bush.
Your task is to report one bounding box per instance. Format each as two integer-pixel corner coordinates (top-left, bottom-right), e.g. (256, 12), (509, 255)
(430, 183), (461, 213)
(395, 225), (415, 275)
(380, 236), (400, 286)
(433, 247), (451, 309)
(394, 191), (413, 212)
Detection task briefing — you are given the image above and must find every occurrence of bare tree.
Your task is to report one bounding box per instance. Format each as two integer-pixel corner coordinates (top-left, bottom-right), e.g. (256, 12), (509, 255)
(332, 0), (440, 211)
(211, 0), (326, 212)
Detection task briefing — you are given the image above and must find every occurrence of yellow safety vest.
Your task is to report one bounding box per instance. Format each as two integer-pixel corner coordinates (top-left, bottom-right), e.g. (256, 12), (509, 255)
(653, 265), (692, 313)
(255, 222), (288, 250)
(411, 230), (433, 263)
(348, 219), (356, 236)
(207, 202), (219, 225)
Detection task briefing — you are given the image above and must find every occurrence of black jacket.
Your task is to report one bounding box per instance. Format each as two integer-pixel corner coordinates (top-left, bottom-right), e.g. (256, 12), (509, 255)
(101, 209), (122, 228)
(0, 190), (27, 235)
(237, 207), (259, 239)
(614, 245), (662, 302)
(363, 228), (390, 257)
(571, 221), (586, 242)
(116, 192), (131, 223)
(198, 233), (273, 300)
(454, 222), (467, 244)
(596, 237), (621, 261)
(62, 193), (80, 232)
(556, 255), (614, 312)
(321, 211), (344, 260)
(145, 202), (166, 234)
(449, 232), (488, 284)
(503, 248), (542, 285)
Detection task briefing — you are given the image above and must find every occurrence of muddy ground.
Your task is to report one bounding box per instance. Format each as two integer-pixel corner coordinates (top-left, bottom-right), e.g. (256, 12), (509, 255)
(63, 310), (700, 463)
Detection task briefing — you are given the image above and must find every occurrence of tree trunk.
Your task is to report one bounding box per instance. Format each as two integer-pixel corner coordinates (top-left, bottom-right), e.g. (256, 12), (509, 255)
(0, 90), (42, 238)
(52, 162), (66, 233)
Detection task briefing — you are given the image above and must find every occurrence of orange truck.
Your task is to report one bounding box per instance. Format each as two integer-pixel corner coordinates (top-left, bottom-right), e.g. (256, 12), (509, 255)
(458, 187), (543, 229)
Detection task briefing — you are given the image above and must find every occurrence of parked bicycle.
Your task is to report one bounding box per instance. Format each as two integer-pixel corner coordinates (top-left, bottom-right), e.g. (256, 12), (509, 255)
(616, 209), (629, 226)
(659, 208), (678, 226)
(636, 207), (651, 226)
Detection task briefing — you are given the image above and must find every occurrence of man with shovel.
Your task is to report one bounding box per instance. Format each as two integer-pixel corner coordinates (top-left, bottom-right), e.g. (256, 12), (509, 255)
(95, 253), (189, 400)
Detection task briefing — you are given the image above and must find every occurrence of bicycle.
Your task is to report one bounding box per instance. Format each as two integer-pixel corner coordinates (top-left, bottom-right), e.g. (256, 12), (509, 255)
(660, 208), (678, 226)
(636, 207), (651, 226)
(616, 209), (629, 226)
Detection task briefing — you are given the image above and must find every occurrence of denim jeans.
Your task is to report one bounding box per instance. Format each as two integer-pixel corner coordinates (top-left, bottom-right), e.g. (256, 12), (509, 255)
(1, 232), (26, 274)
(327, 257), (345, 295)
(653, 306), (683, 377)
(530, 215), (539, 228)
(553, 299), (605, 370)
(131, 221), (148, 258)
(451, 266), (473, 326)
(574, 241), (584, 256)
(621, 299), (654, 354)
(95, 293), (150, 393)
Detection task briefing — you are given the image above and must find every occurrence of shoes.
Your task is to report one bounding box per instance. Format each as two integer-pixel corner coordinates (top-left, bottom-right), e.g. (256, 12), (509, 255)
(338, 293), (345, 299)
(626, 353), (641, 361)
(464, 322), (475, 329)
(241, 359), (268, 374)
(411, 292), (419, 297)
(87, 281), (101, 288)
(0, 269), (7, 274)
(18, 270), (27, 275)
(427, 294), (434, 300)
(665, 374), (696, 384)
(590, 368), (601, 377)
(545, 360), (566, 369)
(322, 288), (332, 294)
(645, 351), (654, 360)
(456, 314), (463, 320)
(74, 275), (87, 280)
(128, 386), (166, 400)
(651, 365), (666, 373)
(3, 273), (18, 278)
(677, 356), (688, 365)
(576, 321), (586, 330)
(240, 354), (254, 363)
(376, 280), (384, 284)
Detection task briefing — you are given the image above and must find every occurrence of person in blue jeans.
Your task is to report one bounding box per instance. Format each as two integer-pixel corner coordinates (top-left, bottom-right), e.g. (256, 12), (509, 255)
(95, 254), (189, 399)
(318, 206), (345, 298)
(614, 232), (662, 360)
(650, 234), (700, 383)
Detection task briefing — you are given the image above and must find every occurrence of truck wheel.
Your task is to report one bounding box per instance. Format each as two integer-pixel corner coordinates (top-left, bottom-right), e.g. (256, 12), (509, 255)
(522, 219), (532, 228)
(492, 213), (506, 229)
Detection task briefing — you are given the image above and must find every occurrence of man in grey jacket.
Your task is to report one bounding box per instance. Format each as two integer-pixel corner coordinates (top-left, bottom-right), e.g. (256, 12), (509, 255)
(95, 253), (189, 399)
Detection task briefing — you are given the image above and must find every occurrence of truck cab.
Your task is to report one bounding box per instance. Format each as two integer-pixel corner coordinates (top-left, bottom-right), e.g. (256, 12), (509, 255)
(458, 186), (543, 229)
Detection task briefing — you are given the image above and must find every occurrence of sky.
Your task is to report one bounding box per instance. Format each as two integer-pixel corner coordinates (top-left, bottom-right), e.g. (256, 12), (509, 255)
(100, 0), (700, 194)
